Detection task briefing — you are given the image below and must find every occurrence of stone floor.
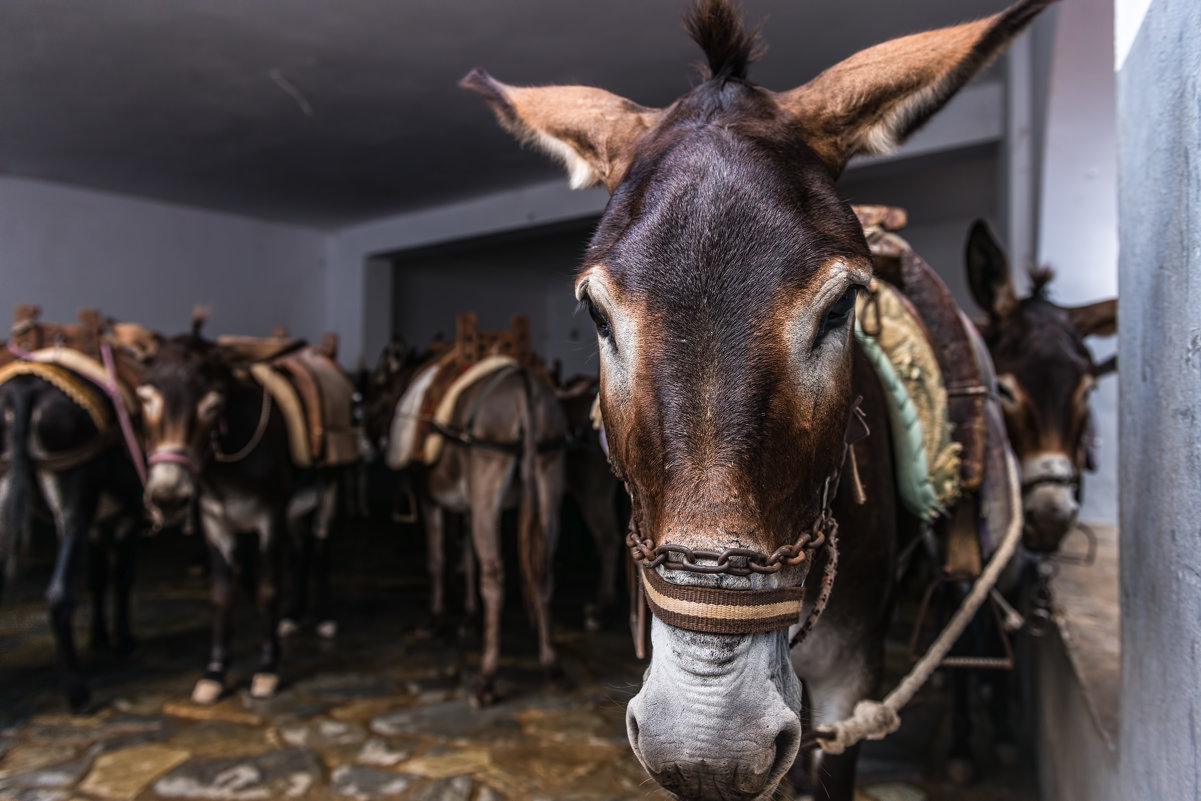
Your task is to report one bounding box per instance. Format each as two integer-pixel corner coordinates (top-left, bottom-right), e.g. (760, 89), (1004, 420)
(0, 510), (1041, 801)
(1047, 523), (1119, 749)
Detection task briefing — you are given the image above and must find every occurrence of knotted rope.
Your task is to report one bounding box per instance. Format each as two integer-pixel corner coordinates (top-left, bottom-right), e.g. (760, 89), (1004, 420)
(803, 444), (1023, 754)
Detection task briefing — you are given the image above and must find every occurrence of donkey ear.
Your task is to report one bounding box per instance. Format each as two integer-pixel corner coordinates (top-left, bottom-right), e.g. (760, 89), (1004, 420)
(1066, 299), (1117, 338)
(965, 219), (1017, 319)
(776, 0), (1055, 175)
(460, 69), (665, 192)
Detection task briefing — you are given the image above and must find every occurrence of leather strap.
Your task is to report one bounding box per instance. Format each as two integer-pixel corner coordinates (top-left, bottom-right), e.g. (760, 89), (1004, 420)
(640, 567), (807, 635)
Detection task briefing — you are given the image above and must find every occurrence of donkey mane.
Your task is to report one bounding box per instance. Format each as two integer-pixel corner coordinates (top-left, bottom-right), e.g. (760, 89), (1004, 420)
(684, 0), (764, 82)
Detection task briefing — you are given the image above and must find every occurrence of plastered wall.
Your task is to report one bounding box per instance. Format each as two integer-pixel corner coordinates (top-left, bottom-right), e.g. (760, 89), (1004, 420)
(0, 175), (326, 342)
(1116, 0), (1201, 797)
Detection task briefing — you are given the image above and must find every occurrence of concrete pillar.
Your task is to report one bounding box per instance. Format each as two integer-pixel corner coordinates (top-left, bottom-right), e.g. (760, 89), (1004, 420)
(1116, 0), (1201, 796)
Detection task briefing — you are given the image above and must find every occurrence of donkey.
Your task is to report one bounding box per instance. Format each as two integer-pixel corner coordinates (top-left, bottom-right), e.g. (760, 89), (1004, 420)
(966, 220), (1116, 551)
(138, 330), (339, 705)
(0, 373), (145, 712)
(558, 375), (623, 632)
(414, 366), (568, 706)
(464, 1), (1053, 798)
(941, 219), (1117, 781)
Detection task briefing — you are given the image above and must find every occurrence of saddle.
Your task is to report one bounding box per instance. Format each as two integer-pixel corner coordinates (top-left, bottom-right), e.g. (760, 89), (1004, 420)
(220, 331), (359, 468)
(386, 313), (550, 469)
(0, 305), (149, 417)
(852, 205), (1013, 577)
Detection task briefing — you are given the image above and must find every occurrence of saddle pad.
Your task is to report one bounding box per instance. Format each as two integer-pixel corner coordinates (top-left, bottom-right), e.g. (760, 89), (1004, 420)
(0, 361), (111, 433)
(248, 363), (311, 467)
(4, 347), (138, 414)
(423, 355), (519, 464)
(295, 349), (359, 467)
(855, 281), (961, 521)
(386, 361), (441, 470)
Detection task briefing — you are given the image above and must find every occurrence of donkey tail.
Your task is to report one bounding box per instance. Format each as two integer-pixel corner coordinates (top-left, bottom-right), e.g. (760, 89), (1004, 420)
(516, 368), (546, 623)
(0, 381), (35, 595)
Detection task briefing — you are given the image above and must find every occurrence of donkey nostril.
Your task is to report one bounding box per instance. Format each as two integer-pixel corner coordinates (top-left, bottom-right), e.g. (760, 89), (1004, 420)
(769, 723), (801, 782)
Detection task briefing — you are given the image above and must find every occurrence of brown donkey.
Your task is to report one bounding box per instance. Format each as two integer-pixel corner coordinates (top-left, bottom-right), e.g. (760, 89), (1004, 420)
(398, 358), (568, 706)
(464, 1), (1054, 799)
(966, 220), (1116, 552)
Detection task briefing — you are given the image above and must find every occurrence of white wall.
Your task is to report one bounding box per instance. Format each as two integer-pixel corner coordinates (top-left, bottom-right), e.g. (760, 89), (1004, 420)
(0, 175), (326, 342)
(389, 221), (600, 380)
(1035, 0), (1119, 524)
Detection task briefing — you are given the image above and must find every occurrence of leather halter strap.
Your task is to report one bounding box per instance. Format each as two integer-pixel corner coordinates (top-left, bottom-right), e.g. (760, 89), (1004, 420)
(641, 568), (807, 635)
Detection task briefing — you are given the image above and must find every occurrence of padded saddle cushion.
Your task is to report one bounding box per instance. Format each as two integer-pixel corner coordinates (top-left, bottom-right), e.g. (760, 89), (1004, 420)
(269, 347), (360, 468)
(864, 229), (988, 491)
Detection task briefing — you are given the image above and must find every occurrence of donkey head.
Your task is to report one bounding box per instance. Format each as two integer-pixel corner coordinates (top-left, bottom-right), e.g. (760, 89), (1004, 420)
(138, 328), (233, 527)
(966, 220), (1116, 553)
(467, 1), (1053, 797)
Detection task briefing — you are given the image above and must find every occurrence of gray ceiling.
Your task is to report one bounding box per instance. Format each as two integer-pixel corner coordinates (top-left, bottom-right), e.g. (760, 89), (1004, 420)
(0, 0), (1009, 228)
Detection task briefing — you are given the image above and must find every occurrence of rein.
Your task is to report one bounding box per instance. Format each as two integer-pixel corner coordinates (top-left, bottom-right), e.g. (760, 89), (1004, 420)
(146, 385), (273, 478)
(625, 397), (869, 650)
(213, 387), (272, 463)
(100, 342), (148, 485)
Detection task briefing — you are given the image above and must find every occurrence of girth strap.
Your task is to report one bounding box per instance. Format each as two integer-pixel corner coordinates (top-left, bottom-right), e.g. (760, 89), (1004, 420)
(641, 568), (807, 636)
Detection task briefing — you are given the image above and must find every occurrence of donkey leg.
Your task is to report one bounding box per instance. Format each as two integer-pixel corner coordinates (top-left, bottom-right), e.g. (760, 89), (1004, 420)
(278, 527), (308, 638)
(459, 532), (480, 637)
(89, 524), (112, 652)
(467, 460), (507, 707)
(312, 482), (338, 639)
(532, 452), (565, 680)
(194, 529), (236, 706)
(251, 512), (285, 699)
(580, 486), (620, 633)
(40, 470), (98, 713)
(112, 516), (138, 654)
(420, 498), (447, 628)
(796, 633), (881, 801)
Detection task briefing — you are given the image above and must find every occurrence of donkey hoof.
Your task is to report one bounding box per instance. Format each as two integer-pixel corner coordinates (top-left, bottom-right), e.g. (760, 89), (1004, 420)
(278, 618), (301, 638)
(66, 682), (93, 715)
(946, 757), (976, 787)
(191, 678), (224, 706)
(250, 672), (280, 699)
(583, 604), (604, 633)
(471, 677), (498, 708)
(316, 620), (338, 640)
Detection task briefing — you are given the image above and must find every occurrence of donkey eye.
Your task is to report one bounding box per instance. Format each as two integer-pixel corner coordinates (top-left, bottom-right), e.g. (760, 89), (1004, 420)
(583, 295), (613, 341)
(817, 286), (858, 341)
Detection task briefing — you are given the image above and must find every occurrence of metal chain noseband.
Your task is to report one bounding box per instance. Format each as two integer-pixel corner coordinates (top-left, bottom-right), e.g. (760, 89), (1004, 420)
(624, 396), (868, 645)
(624, 496), (832, 577)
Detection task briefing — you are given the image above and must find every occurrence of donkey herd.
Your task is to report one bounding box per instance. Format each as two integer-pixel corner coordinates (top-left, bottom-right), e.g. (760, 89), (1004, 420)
(0, 1), (1119, 799)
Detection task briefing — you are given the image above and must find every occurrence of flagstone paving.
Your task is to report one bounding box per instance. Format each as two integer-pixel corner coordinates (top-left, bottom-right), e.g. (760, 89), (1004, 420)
(0, 520), (1039, 801)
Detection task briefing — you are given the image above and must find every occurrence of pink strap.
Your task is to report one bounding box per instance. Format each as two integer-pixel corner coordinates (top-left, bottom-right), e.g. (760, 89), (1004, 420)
(147, 448), (204, 477)
(100, 342), (148, 486)
(7, 341), (36, 361)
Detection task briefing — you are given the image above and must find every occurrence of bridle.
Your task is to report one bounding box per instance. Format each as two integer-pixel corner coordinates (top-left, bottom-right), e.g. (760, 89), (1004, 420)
(144, 382), (273, 478)
(625, 396), (869, 650)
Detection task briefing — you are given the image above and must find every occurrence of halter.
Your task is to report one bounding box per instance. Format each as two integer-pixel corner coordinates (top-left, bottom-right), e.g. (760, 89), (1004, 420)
(144, 384), (273, 477)
(626, 397), (869, 651)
